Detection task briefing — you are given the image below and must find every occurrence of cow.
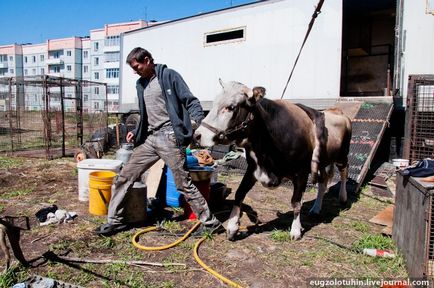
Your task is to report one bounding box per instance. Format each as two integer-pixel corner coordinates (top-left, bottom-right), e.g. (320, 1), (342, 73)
(194, 80), (352, 241)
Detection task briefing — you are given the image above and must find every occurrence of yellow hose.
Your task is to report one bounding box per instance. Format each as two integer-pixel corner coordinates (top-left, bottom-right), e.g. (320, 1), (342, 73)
(131, 211), (258, 287)
(131, 221), (201, 251)
(193, 236), (244, 288)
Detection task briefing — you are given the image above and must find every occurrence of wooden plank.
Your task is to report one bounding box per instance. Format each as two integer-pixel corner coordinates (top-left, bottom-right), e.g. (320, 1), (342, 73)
(145, 160), (165, 199)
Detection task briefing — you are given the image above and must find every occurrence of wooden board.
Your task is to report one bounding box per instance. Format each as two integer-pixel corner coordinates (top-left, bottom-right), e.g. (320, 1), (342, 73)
(145, 160), (165, 199)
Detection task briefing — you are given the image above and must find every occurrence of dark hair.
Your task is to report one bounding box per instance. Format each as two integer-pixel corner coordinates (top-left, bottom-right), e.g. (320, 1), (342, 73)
(126, 47), (153, 64)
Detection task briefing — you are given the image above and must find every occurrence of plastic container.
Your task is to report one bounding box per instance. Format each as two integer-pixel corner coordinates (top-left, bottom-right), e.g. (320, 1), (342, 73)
(77, 159), (123, 201)
(362, 248), (396, 258)
(116, 143), (134, 165)
(165, 167), (182, 207)
(89, 171), (117, 215)
(392, 158), (409, 169)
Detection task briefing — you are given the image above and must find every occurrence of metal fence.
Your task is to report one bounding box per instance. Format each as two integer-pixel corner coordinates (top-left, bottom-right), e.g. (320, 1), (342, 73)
(0, 75), (107, 159)
(404, 74), (434, 162)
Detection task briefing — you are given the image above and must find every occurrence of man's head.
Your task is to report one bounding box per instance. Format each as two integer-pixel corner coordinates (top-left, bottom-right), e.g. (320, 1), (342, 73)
(126, 47), (155, 79)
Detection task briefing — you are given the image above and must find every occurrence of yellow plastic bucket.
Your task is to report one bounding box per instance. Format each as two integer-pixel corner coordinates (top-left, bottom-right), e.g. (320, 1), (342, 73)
(89, 171), (117, 215)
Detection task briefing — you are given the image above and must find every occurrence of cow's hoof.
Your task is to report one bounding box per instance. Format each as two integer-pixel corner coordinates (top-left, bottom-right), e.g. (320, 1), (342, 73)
(290, 230), (302, 240)
(227, 230), (237, 241)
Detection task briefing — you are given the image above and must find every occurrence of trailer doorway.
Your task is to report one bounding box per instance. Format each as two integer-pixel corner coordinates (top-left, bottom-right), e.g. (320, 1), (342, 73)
(340, 0), (397, 97)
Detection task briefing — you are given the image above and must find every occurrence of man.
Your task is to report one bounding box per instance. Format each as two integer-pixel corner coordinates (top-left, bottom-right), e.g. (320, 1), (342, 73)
(95, 47), (222, 236)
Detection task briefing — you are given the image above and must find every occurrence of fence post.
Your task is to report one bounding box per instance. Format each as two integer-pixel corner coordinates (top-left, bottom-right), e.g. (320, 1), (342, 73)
(7, 77), (14, 152)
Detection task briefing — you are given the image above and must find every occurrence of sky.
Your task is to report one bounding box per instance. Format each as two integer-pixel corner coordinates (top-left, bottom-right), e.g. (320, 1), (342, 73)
(0, 0), (257, 46)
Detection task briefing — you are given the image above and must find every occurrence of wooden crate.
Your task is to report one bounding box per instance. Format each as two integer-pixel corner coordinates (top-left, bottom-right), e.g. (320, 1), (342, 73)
(393, 172), (434, 278)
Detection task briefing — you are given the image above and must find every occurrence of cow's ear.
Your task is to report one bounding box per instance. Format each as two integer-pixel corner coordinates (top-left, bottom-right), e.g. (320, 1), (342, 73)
(219, 78), (224, 89)
(253, 86), (266, 100)
(245, 86), (266, 106)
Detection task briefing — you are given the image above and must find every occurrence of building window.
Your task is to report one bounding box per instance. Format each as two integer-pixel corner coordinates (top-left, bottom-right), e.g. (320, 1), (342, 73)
(32, 68), (36, 75)
(10, 69), (14, 74)
(53, 51), (60, 59)
(41, 68), (44, 75)
(9, 56), (13, 61)
(94, 57), (99, 66)
(67, 65), (72, 71)
(24, 56), (28, 63)
(94, 42), (99, 52)
(83, 65), (88, 73)
(83, 51), (88, 58)
(204, 27), (246, 46)
(94, 101), (100, 110)
(107, 85), (119, 94)
(106, 68), (119, 79)
(40, 55), (44, 61)
(0, 55), (7, 62)
(105, 35), (120, 46)
(105, 52), (120, 62)
(32, 56), (36, 63)
(94, 87), (99, 94)
(24, 69), (28, 75)
(53, 66), (60, 73)
(67, 50), (72, 56)
(94, 72), (99, 80)
(84, 94), (88, 102)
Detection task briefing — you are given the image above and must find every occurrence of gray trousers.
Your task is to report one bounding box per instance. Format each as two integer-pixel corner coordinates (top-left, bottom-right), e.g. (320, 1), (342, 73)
(107, 127), (218, 226)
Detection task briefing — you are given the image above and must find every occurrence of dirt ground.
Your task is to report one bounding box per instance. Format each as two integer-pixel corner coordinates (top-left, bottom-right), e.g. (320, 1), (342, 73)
(0, 155), (406, 288)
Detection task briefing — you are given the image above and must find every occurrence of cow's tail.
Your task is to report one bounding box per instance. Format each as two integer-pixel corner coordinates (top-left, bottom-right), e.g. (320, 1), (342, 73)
(311, 112), (326, 183)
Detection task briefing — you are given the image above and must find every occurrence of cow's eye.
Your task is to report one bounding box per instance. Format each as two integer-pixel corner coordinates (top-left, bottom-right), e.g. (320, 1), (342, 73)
(226, 105), (236, 111)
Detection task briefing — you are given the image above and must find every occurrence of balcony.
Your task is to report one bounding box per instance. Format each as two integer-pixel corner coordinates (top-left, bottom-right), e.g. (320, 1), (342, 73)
(46, 58), (64, 65)
(0, 62), (8, 69)
(103, 45), (120, 53)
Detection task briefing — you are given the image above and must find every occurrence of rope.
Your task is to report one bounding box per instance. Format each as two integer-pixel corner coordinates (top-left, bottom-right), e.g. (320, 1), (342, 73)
(280, 0), (326, 99)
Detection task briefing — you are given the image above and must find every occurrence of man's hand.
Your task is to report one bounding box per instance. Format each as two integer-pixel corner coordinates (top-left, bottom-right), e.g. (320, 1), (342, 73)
(126, 132), (135, 143)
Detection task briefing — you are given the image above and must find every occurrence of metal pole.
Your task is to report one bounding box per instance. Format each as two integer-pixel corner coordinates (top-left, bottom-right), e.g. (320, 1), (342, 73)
(60, 78), (65, 157)
(7, 78), (14, 153)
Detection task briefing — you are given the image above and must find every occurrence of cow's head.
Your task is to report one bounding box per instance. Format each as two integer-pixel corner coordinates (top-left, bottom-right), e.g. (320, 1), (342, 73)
(194, 80), (265, 147)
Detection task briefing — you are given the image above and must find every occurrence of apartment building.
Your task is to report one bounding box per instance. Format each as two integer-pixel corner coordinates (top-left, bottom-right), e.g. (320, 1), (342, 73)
(0, 44), (23, 77)
(89, 21), (147, 112)
(0, 20), (148, 112)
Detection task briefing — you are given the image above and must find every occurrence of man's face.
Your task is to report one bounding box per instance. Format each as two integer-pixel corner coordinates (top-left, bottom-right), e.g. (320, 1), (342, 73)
(130, 58), (153, 79)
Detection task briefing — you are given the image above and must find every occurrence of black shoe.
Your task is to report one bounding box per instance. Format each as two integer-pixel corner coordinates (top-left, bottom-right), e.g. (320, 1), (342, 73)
(192, 222), (225, 237)
(94, 223), (129, 236)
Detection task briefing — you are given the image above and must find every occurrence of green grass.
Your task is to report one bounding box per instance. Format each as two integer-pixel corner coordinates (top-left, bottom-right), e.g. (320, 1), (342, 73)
(160, 220), (182, 233)
(0, 264), (30, 288)
(269, 229), (291, 242)
(0, 156), (25, 169)
(352, 234), (395, 251)
(351, 221), (370, 233)
(0, 204), (4, 213)
(2, 187), (34, 199)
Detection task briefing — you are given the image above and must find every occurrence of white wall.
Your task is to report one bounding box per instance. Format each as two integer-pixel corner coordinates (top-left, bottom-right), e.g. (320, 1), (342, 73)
(400, 1), (434, 97)
(120, 0), (342, 111)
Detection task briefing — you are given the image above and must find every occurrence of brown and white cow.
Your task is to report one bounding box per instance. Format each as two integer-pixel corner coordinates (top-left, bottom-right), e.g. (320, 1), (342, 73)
(194, 80), (352, 240)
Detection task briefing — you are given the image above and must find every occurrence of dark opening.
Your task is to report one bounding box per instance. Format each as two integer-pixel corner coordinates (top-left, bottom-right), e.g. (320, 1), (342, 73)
(206, 29), (244, 44)
(340, 0), (396, 97)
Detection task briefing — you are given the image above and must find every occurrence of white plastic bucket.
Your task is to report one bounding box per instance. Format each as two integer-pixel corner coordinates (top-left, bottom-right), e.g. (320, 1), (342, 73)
(392, 158), (409, 169)
(77, 159), (123, 201)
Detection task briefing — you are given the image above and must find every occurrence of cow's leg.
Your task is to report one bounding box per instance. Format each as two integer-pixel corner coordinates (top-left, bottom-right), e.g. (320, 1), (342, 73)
(290, 173), (308, 240)
(337, 162), (348, 204)
(309, 169), (328, 215)
(0, 224), (10, 271)
(309, 165), (334, 215)
(227, 166), (257, 241)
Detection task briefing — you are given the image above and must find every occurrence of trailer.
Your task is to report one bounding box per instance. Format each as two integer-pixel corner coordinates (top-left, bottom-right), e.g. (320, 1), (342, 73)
(119, 0), (434, 111)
